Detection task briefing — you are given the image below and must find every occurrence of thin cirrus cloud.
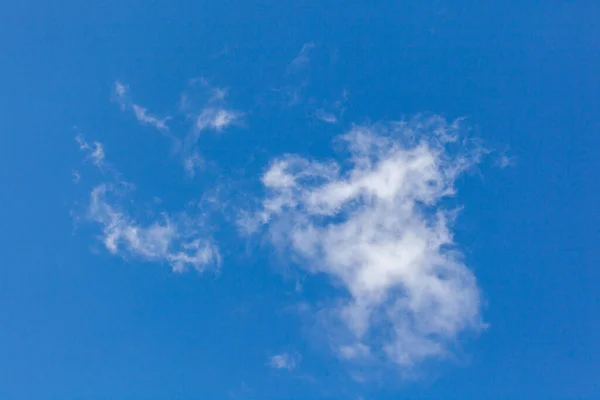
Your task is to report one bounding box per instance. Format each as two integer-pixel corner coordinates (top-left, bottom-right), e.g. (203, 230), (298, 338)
(274, 42), (316, 107)
(113, 81), (171, 132)
(268, 353), (300, 371)
(286, 42), (315, 75)
(75, 134), (105, 167)
(244, 115), (486, 368)
(132, 104), (171, 132)
(89, 185), (219, 272)
(182, 78), (243, 139)
(75, 135), (220, 272)
(111, 78), (243, 178)
(314, 90), (348, 124)
(315, 109), (338, 124)
(180, 78), (243, 176)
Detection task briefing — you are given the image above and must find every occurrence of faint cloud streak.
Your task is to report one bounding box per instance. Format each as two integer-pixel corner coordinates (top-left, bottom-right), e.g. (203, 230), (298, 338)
(268, 353), (301, 371)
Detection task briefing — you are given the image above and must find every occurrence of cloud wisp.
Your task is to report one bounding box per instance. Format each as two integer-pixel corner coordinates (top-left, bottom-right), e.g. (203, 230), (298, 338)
(314, 90), (349, 124)
(88, 184), (219, 272)
(182, 78), (243, 137)
(315, 109), (338, 124)
(194, 107), (242, 132)
(111, 79), (243, 178)
(75, 136), (220, 272)
(179, 78), (244, 176)
(113, 81), (171, 132)
(287, 42), (316, 75)
(245, 116), (485, 369)
(75, 134), (105, 167)
(268, 353), (301, 371)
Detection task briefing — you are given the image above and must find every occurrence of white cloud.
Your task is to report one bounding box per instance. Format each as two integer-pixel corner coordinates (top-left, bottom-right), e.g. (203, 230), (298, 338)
(75, 134), (105, 167)
(114, 81), (127, 97)
(75, 136), (219, 273)
(113, 81), (128, 109)
(110, 78), (244, 178)
(247, 116), (485, 369)
(88, 185), (219, 272)
(113, 81), (171, 132)
(195, 107), (242, 132)
(183, 80), (243, 135)
(315, 109), (338, 124)
(132, 104), (170, 131)
(178, 80), (244, 169)
(268, 353), (300, 371)
(339, 343), (371, 361)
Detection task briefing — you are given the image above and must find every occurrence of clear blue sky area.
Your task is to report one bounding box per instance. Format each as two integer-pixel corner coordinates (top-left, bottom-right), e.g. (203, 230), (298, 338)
(1, 1), (599, 399)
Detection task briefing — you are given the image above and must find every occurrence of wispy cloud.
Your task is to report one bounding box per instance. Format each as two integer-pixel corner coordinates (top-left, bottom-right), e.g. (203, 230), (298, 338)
(246, 115), (485, 369)
(113, 81), (171, 132)
(496, 153), (516, 168)
(314, 89), (349, 124)
(315, 109), (338, 124)
(287, 42), (315, 75)
(88, 184), (219, 272)
(183, 151), (204, 178)
(195, 107), (242, 132)
(274, 42), (316, 107)
(268, 353), (300, 371)
(75, 134), (105, 167)
(338, 343), (371, 361)
(75, 136), (220, 272)
(178, 78), (243, 175)
(113, 81), (128, 109)
(111, 79), (243, 177)
(132, 104), (171, 131)
(183, 78), (243, 135)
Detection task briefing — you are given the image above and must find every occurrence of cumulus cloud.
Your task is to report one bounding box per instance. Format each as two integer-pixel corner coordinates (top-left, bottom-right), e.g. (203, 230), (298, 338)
(268, 353), (300, 371)
(247, 115), (485, 368)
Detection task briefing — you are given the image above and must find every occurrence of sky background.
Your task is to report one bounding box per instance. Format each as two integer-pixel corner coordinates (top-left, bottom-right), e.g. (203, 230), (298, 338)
(1, 1), (599, 399)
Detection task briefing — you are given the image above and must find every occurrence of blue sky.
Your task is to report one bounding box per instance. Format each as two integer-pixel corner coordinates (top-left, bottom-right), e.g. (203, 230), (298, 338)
(1, 1), (599, 399)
